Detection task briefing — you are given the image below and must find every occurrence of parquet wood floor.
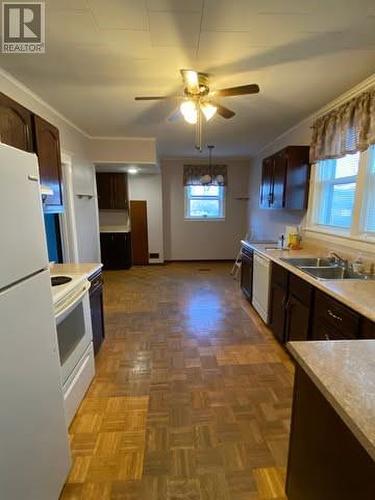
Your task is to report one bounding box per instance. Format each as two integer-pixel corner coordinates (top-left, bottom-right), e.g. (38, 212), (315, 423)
(61, 262), (293, 499)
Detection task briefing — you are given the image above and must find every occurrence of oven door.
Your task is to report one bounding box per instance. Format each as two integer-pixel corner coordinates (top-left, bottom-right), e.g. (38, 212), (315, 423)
(55, 282), (93, 385)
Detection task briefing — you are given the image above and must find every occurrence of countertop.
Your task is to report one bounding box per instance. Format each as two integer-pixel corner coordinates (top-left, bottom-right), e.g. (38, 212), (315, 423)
(242, 240), (375, 322)
(288, 340), (375, 461)
(50, 263), (102, 278)
(100, 225), (130, 233)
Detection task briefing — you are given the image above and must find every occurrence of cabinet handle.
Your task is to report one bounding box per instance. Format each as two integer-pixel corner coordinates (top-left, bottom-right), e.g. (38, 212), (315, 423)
(327, 309), (342, 322)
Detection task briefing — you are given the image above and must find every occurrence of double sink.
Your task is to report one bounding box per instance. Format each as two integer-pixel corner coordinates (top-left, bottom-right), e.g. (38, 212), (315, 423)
(281, 257), (374, 281)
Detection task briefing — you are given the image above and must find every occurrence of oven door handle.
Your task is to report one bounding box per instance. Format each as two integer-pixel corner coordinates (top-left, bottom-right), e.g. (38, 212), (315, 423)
(55, 281), (91, 324)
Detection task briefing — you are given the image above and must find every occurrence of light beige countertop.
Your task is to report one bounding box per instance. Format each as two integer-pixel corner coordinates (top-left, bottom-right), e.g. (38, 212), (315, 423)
(242, 241), (375, 322)
(50, 263), (102, 278)
(100, 225), (130, 233)
(288, 340), (375, 461)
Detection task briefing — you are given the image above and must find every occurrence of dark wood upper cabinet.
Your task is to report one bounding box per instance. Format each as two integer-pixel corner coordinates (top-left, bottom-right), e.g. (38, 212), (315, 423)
(260, 157), (273, 208)
(33, 115), (63, 211)
(96, 172), (128, 210)
(260, 145), (310, 210)
(0, 92), (33, 152)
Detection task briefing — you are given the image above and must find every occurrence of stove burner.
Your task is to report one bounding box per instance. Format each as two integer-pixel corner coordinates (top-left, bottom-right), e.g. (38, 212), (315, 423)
(51, 276), (72, 287)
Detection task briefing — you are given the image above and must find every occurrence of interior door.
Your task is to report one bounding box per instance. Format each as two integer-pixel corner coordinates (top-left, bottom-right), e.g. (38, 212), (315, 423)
(0, 144), (48, 290)
(130, 200), (149, 265)
(0, 270), (70, 500)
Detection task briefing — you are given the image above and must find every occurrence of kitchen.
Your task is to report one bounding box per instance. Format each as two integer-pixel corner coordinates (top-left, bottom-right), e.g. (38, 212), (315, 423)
(0, 1), (375, 499)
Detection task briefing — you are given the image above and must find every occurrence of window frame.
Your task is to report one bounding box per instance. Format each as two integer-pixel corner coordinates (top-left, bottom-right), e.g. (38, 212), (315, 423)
(184, 185), (226, 221)
(306, 147), (375, 243)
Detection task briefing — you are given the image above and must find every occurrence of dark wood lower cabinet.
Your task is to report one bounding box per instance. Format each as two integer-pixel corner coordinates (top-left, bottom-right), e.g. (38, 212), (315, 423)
(100, 232), (132, 270)
(285, 274), (313, 342)
(286, 367), (375, 500)
(89, 270), (105, 355)
(312, 289), (360, 341)
(240, 246), (253, 301)
(268, 263), (288, 343)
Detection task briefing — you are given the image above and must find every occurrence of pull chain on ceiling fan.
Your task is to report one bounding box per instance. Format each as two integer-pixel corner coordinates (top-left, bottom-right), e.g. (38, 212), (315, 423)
(135, 69), (260, 151)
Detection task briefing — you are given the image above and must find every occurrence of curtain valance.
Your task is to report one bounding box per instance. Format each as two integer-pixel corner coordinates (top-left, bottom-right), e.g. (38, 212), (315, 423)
(310, 87), (375, 163)
(183, 164), (228, 186)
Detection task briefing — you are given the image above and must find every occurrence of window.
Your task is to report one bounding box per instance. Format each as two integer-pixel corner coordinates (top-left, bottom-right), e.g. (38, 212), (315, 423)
(185, 185), (225, 219)
(361, 146), (375, 234)
(308, 146), (375, 239)
(314, 152), (360, 229)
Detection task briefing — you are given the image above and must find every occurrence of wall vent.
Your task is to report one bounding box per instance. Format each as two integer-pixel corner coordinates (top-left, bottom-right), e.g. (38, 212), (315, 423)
(150, 253), (159, 259)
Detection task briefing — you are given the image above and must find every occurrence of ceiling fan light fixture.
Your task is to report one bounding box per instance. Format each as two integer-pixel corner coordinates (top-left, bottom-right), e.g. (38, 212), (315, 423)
(201, 102), (217, 121)
(180, 100), (197, 124)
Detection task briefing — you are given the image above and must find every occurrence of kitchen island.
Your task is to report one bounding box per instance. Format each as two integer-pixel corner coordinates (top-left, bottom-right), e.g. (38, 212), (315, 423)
(286, 340), (375, 500)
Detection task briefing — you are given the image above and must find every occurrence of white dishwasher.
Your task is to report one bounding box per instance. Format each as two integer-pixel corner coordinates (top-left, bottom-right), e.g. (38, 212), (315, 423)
(252, 252), (271, 323)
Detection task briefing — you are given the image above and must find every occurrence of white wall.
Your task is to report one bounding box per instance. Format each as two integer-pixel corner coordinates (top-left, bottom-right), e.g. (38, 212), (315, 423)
(128, 174), (164, 263)
(162, 158), (250, 260)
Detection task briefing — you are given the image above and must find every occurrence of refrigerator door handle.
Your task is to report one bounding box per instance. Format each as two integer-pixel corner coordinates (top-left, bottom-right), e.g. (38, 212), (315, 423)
(28, 174), (39, 182)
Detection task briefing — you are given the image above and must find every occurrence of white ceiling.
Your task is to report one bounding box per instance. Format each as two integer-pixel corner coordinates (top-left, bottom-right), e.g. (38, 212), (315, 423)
(1, 0), (375, 156)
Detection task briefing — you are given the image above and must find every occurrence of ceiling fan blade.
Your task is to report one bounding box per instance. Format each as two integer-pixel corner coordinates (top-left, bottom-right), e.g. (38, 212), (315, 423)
(212, 102), (235, 119)
(214, 84), (260, 97)
(180, 69), (200, 93)
(135, 96), (175, 101)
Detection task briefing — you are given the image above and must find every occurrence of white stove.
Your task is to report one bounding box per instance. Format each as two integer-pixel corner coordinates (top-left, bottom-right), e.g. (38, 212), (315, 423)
(49, 272), (95, 426)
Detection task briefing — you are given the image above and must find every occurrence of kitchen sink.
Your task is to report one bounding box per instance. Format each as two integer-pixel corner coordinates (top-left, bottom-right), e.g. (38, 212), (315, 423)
(300, 266), (374, 280)
(281, 257), (334, 267)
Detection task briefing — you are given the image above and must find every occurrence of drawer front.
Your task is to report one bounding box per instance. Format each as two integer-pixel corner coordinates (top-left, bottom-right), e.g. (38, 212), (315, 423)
(289, 273), (313, 307)
(314, 290), (360, 338)
(271, 262), (288, 289)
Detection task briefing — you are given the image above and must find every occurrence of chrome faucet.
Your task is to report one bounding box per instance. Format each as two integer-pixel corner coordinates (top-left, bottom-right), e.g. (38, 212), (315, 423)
(329, 252), (349, 269)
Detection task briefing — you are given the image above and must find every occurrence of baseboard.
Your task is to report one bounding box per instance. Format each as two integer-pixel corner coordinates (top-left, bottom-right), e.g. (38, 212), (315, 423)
(164, 259), (234, 263)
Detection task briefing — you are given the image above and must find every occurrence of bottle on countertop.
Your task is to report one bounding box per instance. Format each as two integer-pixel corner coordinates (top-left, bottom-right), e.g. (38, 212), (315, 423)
(278, 235), (285, 249)
(352, 254), (364, 274)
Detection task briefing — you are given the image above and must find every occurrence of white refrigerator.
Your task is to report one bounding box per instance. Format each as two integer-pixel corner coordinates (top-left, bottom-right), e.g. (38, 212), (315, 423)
(0, 144), (70, 499)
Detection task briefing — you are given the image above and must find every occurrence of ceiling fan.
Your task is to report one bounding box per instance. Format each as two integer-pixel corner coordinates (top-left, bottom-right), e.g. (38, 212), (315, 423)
(135, 69), (260, 150)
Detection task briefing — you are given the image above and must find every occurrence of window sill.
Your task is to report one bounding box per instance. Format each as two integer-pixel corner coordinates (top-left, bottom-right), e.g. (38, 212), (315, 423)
(304, 226), (375, 245)
(184, 217), (226, 222)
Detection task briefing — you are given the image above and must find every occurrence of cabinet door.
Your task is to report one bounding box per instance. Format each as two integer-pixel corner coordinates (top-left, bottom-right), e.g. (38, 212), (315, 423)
(240, 251), (253, 301)
(285, 295), (310, 341)
(260, 157), (273, 208)
(0, 92), (33, 152)
(269, 282), (287, 343)
(271, 151), (287, 208)
(100, 232), (131, 270)
(96, 173), (112, 209)
(111, 173), (128, 210)
(284, 146), (310, 210)
(96, 172), (127, 210)
(33, 115), (63, 209)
